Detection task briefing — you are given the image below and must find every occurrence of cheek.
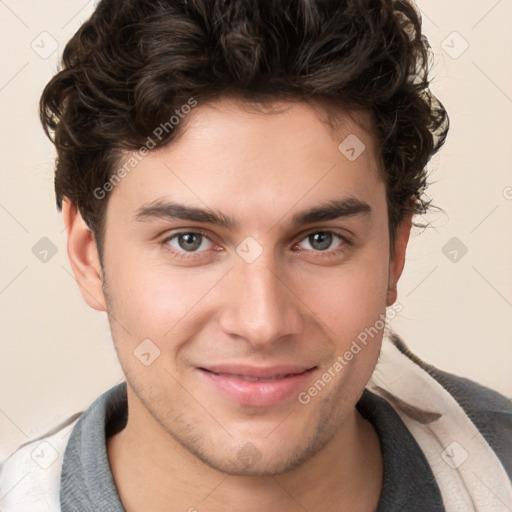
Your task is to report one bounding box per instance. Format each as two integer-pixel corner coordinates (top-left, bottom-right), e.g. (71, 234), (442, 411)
(106, 256), (223, 341)
(295, 252), (390, 339)
(104, 263), (223, 386)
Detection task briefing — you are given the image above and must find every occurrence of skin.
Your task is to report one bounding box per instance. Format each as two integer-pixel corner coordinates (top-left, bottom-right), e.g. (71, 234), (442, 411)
(63, 98), (412, 512)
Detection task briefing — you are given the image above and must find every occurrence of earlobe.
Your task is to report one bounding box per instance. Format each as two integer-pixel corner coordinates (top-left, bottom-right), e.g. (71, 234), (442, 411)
(62, 198), (107, 312)
(386, 211), (413, 307)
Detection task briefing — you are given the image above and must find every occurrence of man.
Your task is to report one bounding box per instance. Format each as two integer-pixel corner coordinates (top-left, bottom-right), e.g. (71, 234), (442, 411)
(1, 0), (511, 511)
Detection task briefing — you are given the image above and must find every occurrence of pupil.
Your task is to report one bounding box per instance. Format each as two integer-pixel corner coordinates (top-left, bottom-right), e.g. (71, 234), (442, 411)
(179, 233), (201, 251)
(310, 232), (332, 251)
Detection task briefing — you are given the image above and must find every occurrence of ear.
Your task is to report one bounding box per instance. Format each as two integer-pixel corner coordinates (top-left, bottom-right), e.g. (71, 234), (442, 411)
(62, 198), (107, 312)
(386, 210), (413, 307)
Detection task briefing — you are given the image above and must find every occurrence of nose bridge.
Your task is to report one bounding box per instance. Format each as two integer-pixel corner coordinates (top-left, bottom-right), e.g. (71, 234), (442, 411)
(218, 252), (302, 347)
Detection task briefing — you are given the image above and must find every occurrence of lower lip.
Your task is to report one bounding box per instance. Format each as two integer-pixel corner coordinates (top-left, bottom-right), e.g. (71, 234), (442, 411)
(199, 368), (315, 407)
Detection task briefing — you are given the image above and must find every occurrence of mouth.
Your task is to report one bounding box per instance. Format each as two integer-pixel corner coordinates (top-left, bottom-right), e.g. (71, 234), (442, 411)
(198, 364), (317, 407)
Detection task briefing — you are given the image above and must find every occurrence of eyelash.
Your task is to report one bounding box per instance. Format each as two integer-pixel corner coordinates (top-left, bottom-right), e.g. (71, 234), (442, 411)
(161, 229), (351, 261)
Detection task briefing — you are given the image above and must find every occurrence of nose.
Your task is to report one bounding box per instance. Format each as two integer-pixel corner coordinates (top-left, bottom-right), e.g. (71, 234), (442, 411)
(218, 256), (303, 349)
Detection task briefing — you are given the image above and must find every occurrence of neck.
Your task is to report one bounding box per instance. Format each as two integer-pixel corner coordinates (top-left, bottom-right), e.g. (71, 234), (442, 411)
(107, 390), (383, 512)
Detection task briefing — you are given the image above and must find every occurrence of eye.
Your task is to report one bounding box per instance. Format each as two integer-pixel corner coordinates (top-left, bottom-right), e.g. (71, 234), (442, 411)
(161, 229), (350, 262)
(295, 231), (349, 256)
(163, 231), (214, 258)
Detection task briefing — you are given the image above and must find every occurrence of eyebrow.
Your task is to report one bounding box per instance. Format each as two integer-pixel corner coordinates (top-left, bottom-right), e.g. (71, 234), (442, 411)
(134, 197), (372, 229)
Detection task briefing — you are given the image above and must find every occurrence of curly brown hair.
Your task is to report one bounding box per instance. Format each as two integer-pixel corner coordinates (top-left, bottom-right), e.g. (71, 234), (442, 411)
(40, 0), (449, 260)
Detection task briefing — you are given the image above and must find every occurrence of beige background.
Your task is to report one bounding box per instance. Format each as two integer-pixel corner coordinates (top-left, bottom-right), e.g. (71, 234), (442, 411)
(1, 0), (511, 461)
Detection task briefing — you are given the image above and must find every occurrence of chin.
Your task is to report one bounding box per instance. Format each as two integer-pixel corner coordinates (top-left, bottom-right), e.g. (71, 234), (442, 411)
(183, 424), (335, 478)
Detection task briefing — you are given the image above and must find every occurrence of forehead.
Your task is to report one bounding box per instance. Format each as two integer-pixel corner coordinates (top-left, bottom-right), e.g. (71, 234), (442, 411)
(107, 98), (385, 227)
(167, 97), (379, 165)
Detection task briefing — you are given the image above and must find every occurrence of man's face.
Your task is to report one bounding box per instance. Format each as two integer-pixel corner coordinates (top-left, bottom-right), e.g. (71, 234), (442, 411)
(96, 99), (402, 475)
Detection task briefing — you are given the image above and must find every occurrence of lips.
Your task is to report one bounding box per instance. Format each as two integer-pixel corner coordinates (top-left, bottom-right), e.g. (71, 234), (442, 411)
(198, 364), (316, 407)
(211, 373), (294, 382)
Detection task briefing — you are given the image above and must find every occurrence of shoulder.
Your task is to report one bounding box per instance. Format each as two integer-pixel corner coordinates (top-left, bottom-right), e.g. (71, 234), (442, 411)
(0, 413), (82, 512)
(428, 364), (512, 478)
(391, 332), (512, 478)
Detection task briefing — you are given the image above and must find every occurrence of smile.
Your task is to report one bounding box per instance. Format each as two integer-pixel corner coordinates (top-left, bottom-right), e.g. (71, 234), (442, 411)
(198, 365), (317, 407)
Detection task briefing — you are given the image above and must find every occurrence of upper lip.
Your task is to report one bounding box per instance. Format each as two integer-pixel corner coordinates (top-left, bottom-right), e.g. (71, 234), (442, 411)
(199, 364), (316, 379)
